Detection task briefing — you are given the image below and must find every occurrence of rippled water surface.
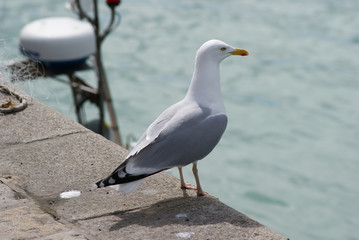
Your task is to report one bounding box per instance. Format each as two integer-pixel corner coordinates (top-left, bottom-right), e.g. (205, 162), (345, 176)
(1, 1), (359, 239)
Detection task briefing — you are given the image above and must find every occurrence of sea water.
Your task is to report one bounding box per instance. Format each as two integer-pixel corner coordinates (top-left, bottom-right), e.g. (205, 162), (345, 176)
(1, 0), (358, 239)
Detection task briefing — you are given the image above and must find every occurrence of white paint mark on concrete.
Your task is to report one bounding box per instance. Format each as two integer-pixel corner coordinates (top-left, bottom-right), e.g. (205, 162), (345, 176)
(59, 190), (81, 199)
(175, 232), (194, 239)
(176, 213), (188, 218)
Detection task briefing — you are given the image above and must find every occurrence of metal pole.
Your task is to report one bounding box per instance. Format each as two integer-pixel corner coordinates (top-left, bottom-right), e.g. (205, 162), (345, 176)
(92, 0), (122, 145)
(74, 0), (122, 146)
(68, 73), (83, 124)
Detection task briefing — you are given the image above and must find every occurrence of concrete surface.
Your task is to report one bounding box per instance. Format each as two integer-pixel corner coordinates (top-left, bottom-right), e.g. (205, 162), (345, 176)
(0, 87), (288, 240)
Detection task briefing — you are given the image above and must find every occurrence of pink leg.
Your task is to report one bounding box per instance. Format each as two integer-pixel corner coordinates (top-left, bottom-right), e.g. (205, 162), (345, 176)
(178, 167), (197, 190)
(192, 163), (205, 196)
(178, 165), (213, 197)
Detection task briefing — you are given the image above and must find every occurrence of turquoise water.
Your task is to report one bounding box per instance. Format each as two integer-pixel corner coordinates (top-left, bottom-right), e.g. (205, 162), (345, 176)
(1, 1), (359, 239)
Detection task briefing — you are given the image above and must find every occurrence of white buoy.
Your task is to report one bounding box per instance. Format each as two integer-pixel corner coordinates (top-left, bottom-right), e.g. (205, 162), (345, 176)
(20, 17), (95, 71)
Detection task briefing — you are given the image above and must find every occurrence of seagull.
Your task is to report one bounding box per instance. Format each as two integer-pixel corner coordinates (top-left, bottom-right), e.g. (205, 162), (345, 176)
(94, 39), (248, 196)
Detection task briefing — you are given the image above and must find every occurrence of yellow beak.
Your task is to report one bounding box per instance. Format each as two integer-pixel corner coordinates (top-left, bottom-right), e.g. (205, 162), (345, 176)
(230, 48), (249, 56)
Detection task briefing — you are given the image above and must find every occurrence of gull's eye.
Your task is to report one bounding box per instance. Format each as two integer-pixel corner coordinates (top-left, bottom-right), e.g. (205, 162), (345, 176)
(220, 47), (227, 51)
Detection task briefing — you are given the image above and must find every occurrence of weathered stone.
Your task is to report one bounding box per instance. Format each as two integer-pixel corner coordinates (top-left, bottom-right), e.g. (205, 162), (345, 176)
(0, 89), (288, 240)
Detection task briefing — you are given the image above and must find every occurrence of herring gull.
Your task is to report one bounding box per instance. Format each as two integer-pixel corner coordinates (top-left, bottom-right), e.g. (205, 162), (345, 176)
(94, 39), (249, 196)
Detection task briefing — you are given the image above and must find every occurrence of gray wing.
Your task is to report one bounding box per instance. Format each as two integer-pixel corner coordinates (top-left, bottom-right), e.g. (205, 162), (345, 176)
(127, 100), (184, 158)
(95, 102), (227, 187)
(125, 105), (228, 174)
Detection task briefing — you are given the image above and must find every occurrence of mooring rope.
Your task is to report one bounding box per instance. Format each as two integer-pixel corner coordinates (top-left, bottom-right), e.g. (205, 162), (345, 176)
(0, 84), (28, 114)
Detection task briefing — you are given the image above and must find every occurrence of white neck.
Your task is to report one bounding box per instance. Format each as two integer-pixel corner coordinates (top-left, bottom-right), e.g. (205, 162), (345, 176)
(185, 56), (225, 114)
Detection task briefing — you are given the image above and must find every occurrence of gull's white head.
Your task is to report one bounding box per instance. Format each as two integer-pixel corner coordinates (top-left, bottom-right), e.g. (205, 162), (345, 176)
(196, 39), (249, 63)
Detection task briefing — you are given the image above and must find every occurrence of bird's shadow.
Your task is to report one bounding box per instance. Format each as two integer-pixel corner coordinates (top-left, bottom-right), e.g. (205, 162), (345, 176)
(80, 193), (261, 231)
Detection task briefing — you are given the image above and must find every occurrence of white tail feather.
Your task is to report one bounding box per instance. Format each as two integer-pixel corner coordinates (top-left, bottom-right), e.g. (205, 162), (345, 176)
(109, 179), (145, 194)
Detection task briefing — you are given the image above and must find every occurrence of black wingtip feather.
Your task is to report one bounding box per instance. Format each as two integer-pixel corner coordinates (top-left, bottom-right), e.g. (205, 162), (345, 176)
(94, 168), (167, 189)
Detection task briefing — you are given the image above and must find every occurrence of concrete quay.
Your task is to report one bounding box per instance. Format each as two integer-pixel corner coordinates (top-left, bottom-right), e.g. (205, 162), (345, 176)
(0, 86), (288, 240)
